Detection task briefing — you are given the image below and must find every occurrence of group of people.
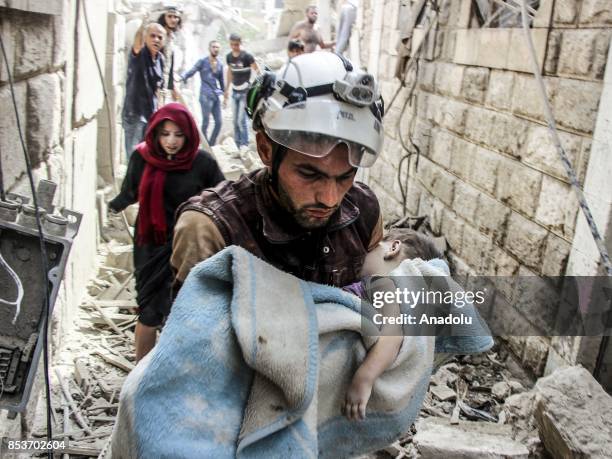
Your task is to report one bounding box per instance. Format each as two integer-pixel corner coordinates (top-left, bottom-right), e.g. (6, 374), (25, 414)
(114, 2), (432, 422)
(181, 33), (259, 148)
(122, 3), (359, 156)
(121, 6), (259, 152)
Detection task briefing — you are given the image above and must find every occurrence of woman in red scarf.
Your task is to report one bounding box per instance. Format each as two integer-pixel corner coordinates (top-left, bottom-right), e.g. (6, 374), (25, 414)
(110, 103), (225, 361)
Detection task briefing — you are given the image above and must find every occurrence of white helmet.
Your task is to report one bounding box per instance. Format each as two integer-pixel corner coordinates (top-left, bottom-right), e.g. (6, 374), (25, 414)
(246, 51), (385, 167)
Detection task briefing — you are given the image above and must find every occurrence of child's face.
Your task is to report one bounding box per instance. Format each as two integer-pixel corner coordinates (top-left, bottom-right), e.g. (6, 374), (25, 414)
(360, 241), (393, 277)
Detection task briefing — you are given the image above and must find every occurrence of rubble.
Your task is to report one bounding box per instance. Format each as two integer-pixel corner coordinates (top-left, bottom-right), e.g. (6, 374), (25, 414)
(533, 366), (612, 458)
(29, 235), (138, 456)
(211, 137), (264, 181)
(413, 418), (529, 458)
(430, 384), (456, 402)
(501, 391), (538, 443)
(105, 240), (134, 273)
(491, 381), (511, 400)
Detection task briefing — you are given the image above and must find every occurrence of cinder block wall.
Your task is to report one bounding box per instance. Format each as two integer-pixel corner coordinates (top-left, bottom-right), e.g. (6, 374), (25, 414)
(359, 0), (611, 376)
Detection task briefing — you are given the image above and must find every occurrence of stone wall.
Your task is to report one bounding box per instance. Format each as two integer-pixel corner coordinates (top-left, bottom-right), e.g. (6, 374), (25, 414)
(0, 0), (113, 433)
(360, 0), (611, 377)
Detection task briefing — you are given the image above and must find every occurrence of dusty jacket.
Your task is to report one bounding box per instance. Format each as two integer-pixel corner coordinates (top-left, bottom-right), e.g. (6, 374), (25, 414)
(174, 169), (382, 287)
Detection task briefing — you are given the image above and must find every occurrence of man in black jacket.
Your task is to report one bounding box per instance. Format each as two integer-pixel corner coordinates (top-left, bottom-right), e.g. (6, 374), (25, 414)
(122, 22), (166, 158)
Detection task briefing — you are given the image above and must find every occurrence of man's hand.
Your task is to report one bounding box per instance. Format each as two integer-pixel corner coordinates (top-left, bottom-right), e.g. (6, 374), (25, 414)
(223, 92), (229, 109)
(342, 374), (373, 421)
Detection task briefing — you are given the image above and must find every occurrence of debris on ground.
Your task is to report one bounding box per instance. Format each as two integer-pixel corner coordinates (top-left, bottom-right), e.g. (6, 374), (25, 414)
(211, 137), (263, 181)
(372, 345), (545, 458)
(32, 237), (138, 456)
(413, 417), (529, 458)
(533, 366), (612, 458)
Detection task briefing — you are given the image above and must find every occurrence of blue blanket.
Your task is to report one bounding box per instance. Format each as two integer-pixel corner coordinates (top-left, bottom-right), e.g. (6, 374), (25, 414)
(106, 246), (492, 458)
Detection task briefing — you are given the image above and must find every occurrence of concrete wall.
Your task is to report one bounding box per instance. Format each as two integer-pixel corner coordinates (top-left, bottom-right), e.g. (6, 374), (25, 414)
(360, 0), (611, 376)
(0, 0), (112, 432)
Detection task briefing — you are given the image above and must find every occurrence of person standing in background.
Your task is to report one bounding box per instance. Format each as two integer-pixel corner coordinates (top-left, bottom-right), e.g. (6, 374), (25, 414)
(156, 5), (184, 105)
(224, 33), (259, 149)
(181, 41), (225, 146)
(122, 23), (166, 159)
(289, 5), (335, 53)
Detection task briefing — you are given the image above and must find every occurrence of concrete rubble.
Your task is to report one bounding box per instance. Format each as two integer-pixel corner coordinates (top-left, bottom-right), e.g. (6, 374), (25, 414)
(29, 235), (138, 456)
(396, 362), (612, 459)
(533, 366), (612, 459)
(212, 137), (264, 181)
(413, 418), (529, 459)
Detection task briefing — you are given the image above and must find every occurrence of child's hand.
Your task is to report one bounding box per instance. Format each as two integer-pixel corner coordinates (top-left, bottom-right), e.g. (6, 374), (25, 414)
(343, 376), (373, 421)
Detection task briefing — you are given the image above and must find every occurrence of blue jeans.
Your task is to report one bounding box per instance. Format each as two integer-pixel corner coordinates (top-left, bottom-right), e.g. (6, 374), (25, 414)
(123, 115), (147, 159)
(200, 94), (222, 146)
(232, 91), (249, 147)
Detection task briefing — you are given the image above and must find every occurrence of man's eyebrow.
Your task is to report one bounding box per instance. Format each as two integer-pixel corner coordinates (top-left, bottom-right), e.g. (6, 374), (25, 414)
(295, 163), (357, 179)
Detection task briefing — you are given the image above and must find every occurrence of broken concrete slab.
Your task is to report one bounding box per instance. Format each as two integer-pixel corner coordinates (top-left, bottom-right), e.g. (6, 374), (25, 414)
(492, 381), (511, 400)
(508, 380), (525, 394)
(431, 384), (457, 402)
(414, 417), (529, 458)
(431, 365), (459, 388)
(534, 365), (612, 459)
(212, 137), (263, 181)
(105, 241), (133, 272)
(503, 391), (536, 429)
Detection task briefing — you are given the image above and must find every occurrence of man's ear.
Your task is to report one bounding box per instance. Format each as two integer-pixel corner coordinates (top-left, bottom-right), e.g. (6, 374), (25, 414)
(256, 131), (273, 167)
(383, 240), (403, 261)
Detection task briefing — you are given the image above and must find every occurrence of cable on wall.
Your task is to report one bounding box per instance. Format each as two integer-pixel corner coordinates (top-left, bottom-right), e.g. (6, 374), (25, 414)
(520, 0), (612, 276)
(0, 31), (54, 459)
(519, 0), (612, 380)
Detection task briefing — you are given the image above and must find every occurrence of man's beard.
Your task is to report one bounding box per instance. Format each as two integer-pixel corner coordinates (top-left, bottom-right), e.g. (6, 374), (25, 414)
(308, 17), (316, 24)
(276, 180), (336, 230)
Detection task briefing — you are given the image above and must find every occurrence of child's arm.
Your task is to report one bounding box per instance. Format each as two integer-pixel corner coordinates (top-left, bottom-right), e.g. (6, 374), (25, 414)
(344, 277), (403, 421)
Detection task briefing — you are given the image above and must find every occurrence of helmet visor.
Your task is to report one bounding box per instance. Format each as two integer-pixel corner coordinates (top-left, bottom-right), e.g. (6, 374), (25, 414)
(266, 129), (379, 167)
(262, 99), (383, 168)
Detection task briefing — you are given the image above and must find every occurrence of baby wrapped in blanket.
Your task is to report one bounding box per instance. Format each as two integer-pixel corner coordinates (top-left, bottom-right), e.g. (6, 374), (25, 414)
(105, 243), (492, 458)
(342, 228), (447, 420)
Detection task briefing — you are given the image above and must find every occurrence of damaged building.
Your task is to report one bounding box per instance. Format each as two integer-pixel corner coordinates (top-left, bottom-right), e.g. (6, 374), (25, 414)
(0, 0), (611, 457)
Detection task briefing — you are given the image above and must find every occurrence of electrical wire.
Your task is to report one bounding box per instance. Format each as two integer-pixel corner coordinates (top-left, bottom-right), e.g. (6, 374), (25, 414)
(386, 0), (440, 112)
(389, 0), (445, 217)
(520, 0), (612, 276)
(520, 0), (611, 378)
(395, 62), (421, 212)
(0, 145), (5, 201)
(81, 0), (134, 243)
(0, 32), (54, 459)
(0, 251), (25, 323)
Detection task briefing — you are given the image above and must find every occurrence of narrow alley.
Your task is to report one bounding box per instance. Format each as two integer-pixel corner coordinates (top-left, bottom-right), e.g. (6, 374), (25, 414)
(1, 0), (612, 458)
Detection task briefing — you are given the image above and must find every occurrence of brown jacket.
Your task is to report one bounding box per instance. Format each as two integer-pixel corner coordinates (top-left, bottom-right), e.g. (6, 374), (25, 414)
(171, 169), (382, 287)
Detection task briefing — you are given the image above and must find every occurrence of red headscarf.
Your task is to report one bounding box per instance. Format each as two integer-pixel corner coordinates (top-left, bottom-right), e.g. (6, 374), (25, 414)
(135, 103), (200, 245)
